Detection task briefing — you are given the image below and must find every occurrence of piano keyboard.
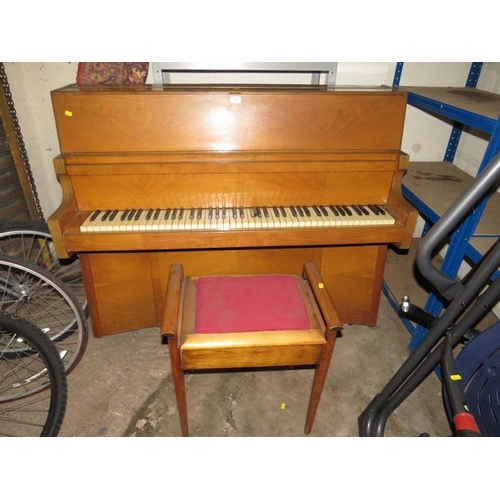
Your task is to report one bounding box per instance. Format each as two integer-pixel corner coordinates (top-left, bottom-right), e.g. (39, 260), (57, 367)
(80, 205), (395, 233)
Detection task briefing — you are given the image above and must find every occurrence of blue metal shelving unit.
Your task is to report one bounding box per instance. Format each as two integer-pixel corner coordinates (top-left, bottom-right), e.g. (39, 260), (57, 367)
(385, 63), (500, 351)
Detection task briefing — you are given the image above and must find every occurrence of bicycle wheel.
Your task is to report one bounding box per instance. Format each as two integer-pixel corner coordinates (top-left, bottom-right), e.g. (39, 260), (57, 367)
(0, 255), (88, 375)
(0, 313), (67, 436)
(0, 220), (87, 315)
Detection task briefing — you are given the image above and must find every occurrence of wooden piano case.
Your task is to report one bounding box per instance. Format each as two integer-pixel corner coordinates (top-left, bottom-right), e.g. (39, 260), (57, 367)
(48, 84), (416, 337)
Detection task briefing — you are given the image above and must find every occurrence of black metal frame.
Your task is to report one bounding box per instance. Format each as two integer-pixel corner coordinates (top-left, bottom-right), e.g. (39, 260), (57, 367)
(359, 151), (500, 437)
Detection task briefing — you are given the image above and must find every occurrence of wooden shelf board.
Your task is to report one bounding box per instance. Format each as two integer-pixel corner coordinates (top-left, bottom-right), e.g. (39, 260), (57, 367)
(469, 236), (498, 256)
(400, 86), (500, 122)
(404, 161), (500, 236)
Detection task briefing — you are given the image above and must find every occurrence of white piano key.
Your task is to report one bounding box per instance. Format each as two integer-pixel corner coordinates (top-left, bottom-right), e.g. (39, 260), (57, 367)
(108, 210), (124, 231)
(162, 209), (176, 231)
(101, 210), (116, 231)
(80, 212), (95, 232)
(344, 206), (362, 226)
(260, 207), (272, 229)
(132, 210), (147, 231)
(186, 208), (197, 231)
(233, 207), (244, 229)
(127, 209), (144, 231)
(240, 208), (251, 228)
(146, 210), (158, 231)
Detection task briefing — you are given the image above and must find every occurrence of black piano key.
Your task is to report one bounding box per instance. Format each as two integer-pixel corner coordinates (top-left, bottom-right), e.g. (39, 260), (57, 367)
(146, 209), (153, 220)
(358, 205), (369, 216)
(165, 208), (171, 220)
(208, 208), (213, 219)
(280, 206), (287, 217)
(252, 207), (259, 218)
(336, 205), (346, 216)
(296, 206), (304, 217)
(171, 208), (178, 220)
(374, 204), (386, 215)
(120, 210), (129, 221)
(352, 205), (362, 216)
(367, 204), (380, 215)
(221, 207), (226, 219)
(101, 210), (111, 221)
(290, 206), (298, 217)
(273, 206), (280, 217)
(215, 207), (220, 219)
(153, 209), (160, 220)
(239, 207), (244, 218)
(303, 206), (312, 216)
(342, 205), (352, 216)
(179, 208), (184, 220)
(319, 206), (328, 216)
(134, 209), (142, 220)
(127, 209), (136, 221)
(109, 210), (118, 221)
(232, 207), (237, 219)
(263, 207), (269, 218)
(329, 205), (339, 216)
(189, 208), (195, 219)
(312, 206), (321, 216)
(197, 208), (203, 219)
(90, 210), (101, 222)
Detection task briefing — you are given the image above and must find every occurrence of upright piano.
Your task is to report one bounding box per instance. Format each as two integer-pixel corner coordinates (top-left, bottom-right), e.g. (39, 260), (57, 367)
(48, 83), (417, 337)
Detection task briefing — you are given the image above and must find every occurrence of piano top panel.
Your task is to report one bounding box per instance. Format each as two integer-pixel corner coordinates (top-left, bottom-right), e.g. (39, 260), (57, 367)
(51, 85), (408, 154)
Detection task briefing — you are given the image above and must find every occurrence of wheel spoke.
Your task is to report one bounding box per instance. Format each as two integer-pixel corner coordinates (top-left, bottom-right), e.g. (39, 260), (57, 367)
(0, 313), (67, 436)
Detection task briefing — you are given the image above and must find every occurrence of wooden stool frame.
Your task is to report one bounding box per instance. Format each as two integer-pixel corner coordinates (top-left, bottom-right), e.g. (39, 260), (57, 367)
(161, 261), (343, 436)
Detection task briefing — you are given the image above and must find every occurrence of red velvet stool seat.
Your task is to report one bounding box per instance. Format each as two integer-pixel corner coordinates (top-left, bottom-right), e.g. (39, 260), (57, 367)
(161, 261), (343, 436)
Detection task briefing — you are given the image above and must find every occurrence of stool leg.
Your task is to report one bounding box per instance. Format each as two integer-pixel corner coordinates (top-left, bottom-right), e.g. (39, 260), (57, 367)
(168, 338), (189, 437)
(304, 332), (338, 435)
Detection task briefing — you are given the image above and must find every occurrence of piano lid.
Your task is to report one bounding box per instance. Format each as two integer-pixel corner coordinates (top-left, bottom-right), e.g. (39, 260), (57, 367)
(51, 85), (407, 154)
(52, 83), (401, 94)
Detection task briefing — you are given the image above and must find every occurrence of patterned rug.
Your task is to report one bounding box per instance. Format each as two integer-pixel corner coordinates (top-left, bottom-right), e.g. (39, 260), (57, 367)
(76, 62), (149, 85)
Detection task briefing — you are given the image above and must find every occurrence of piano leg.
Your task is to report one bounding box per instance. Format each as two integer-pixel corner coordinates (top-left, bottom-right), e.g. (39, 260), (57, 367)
(79, 253), (157, 338)
(321, 245), (387, 326)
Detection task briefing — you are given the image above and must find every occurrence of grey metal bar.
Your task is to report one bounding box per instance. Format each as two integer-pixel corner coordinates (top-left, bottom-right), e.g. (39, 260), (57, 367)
(151, 62), (338, 86)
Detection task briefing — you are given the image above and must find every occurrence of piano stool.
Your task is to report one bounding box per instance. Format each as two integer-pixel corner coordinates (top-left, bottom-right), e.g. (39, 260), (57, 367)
(56, 276), (455, 438)
(161, 261), (343, 436)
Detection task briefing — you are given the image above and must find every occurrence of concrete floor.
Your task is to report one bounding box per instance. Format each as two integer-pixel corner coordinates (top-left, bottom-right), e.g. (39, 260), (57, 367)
(58, 294), (453, 438)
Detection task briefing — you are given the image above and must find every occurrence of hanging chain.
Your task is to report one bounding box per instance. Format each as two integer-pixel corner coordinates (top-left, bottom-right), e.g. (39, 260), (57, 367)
(0, 63), (45, 222)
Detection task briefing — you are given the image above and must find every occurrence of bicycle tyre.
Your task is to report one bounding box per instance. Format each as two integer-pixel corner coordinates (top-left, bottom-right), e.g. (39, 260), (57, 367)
(0, 313), (67, 436)
(0, 255), (88, 375)
(0, 219), (87, 315)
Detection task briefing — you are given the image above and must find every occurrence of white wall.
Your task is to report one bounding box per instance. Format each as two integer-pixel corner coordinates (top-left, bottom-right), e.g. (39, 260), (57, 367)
(3, 62), (500, 220)
(4, 62), (78, 218)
